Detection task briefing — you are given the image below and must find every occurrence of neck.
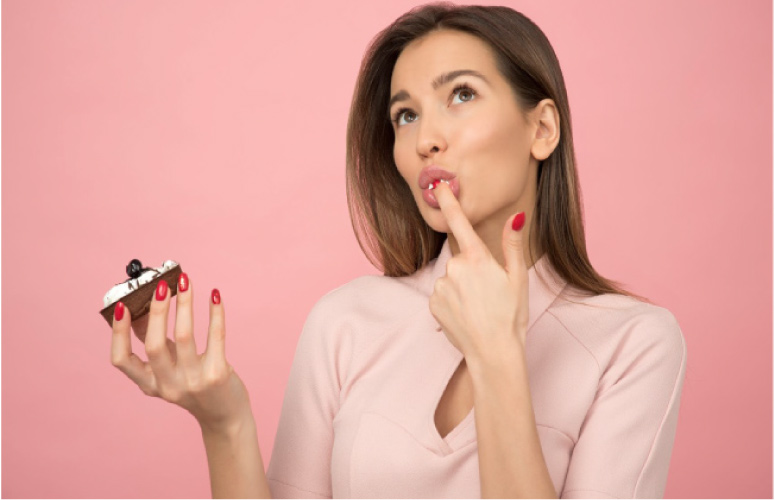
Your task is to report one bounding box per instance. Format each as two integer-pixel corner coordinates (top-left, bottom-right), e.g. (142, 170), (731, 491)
(446, 215), (535, 270)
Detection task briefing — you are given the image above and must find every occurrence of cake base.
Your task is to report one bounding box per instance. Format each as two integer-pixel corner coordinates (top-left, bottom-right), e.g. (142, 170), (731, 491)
(100, 264), (183, 328)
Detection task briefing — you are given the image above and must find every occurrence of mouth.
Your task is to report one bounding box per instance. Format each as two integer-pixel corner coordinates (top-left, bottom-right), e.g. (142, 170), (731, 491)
(418, 165), (457, 190)
(420, 178), (460, 209)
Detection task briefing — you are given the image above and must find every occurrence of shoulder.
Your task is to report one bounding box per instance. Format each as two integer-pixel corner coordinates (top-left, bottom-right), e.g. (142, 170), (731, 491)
(311, 273), (427, 320)
(300, 273), (427, 348)
(546, 287), (686, 372)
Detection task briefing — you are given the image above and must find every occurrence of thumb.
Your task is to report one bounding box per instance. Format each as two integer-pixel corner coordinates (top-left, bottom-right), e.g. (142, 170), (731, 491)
(502, 211), (526, 281)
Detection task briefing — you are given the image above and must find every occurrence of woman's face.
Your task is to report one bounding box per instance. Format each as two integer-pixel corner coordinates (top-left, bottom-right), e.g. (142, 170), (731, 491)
(389, 29), (552, 260)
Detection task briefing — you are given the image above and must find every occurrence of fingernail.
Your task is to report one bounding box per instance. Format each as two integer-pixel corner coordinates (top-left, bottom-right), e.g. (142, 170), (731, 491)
(114, 301), (125, 321)
(211, 288), (221, 305)
(512, 212), (526, 231)
(156, 280), (168, 301)
(431, 179), (441, 189)
(179, 272), (189, 292)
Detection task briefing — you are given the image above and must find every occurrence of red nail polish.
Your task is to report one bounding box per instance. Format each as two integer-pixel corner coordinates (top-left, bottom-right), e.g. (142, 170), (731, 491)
(156, 280), (168, 301)
(431, 179), (441, 189)
(211, 288), (221, 305)
(179, 272), (189, 292)
(114, 301), (125, 321)
(512, 212), (525, 231)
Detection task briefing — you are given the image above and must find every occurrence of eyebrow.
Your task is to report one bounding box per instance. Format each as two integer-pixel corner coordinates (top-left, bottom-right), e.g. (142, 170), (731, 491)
(387, 69), (489, 117)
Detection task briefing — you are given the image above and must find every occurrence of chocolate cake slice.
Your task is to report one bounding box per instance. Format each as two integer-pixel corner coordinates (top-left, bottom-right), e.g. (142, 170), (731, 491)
(100, 259), (183, 328)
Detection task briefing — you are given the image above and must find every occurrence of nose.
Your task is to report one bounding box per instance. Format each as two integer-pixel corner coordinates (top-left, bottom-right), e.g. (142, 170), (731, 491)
(416, 108), (448, 158)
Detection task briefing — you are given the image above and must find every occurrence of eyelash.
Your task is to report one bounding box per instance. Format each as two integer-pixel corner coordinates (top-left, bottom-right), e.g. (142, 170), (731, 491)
(391, 83), (478, 127)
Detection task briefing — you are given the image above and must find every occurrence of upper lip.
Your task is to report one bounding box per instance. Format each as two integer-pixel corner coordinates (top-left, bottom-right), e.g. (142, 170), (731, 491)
(418, 165), (457, 190)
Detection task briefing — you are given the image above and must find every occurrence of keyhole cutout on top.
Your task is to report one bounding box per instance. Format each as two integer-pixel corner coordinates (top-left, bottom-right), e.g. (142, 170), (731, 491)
(433, 359), (475, 440)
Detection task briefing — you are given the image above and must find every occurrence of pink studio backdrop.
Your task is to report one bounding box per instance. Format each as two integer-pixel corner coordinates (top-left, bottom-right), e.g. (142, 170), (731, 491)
(2, 0), (771, 498)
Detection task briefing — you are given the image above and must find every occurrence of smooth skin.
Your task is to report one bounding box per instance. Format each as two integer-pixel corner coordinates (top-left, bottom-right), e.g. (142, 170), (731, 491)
(389, 29), (561, 497)
(389, 29), (560, 270)
(110, 276), (253, 434)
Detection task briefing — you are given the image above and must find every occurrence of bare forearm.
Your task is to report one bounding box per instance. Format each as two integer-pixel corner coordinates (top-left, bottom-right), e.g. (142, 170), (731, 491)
(200, 411), (272, 499)
(468, 344), (557, 499)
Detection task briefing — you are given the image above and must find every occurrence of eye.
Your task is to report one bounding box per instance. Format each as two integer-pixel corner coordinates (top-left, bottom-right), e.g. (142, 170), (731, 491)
(450, 84), (477, 105)
(391, 83), (478, 128)
(391, 107), (416, 127)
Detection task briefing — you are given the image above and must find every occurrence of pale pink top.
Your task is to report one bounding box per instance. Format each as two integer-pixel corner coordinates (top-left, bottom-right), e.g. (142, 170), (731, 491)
(266, 238), (688, 498)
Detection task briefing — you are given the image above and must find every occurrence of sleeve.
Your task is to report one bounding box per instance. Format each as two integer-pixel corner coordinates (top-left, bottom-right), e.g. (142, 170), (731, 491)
(560, 309), (688, 499)
(265, 292), (354, 499)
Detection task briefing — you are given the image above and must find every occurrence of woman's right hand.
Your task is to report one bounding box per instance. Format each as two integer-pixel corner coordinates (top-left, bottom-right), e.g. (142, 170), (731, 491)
(110, 273), (253, 434)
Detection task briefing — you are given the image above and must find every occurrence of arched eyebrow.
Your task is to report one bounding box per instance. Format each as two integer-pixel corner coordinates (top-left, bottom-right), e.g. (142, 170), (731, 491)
(387, 69), (489, 118)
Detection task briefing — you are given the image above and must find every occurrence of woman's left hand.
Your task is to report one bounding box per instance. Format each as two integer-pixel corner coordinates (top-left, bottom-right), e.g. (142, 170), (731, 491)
(429, 180), (530, 364)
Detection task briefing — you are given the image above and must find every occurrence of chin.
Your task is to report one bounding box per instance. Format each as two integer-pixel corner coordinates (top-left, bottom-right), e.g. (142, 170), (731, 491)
(423, 213), (453, 234)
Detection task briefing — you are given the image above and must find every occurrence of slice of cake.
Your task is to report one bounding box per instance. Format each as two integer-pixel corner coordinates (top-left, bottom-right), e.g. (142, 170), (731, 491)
(100, 259), (183, 328)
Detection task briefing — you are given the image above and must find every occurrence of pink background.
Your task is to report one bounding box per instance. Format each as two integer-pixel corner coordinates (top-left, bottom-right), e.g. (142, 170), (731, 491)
(2, 0), (771, 498)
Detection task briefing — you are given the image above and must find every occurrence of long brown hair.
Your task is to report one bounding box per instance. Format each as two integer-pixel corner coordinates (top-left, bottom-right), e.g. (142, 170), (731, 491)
(345, 2), (653, 306)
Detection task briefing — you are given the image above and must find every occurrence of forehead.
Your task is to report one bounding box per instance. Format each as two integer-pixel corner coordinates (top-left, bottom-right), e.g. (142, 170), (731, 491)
(391, 30), (498, 89)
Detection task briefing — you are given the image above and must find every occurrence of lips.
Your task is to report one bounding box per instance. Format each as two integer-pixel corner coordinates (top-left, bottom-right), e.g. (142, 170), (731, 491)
(418, 165), (457, 190)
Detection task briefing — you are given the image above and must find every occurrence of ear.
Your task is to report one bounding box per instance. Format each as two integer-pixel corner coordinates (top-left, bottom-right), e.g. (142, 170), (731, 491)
(529, 98), (561, 161)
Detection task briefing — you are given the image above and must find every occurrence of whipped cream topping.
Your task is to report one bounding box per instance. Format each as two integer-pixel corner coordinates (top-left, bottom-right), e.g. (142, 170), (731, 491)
(102, 260), (179, 308)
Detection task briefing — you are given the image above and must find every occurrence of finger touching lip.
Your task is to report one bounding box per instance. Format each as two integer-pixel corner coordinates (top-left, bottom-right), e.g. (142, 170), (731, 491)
(422, 178), (460, 208)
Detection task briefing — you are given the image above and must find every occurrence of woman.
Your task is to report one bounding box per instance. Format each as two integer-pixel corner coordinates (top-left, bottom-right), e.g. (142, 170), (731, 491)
(110, 3), (687, 498)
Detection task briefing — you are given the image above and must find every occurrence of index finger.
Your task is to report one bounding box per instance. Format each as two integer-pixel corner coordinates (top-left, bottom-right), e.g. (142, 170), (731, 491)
(433, 180), (485, 255)
(111, 302), (154, 389)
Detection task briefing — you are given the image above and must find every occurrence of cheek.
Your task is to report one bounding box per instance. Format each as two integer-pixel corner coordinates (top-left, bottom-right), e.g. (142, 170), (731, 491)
(393, 148), (413, 187)
(458, 115), (529, 203)
(460, 110), (523, 157)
